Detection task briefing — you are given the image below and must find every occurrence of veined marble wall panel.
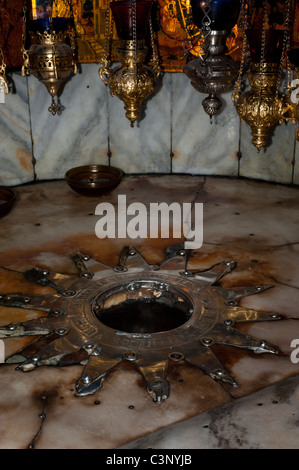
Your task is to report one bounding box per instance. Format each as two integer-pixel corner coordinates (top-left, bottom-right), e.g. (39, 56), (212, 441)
(0, 74), (34, 186)
(239, 119), (295, 184)
(107, 72), (172, 174)
(0, 67), (297, 185)
(293, 127), (299, 185)
(28, 64), (109, 181)
(171, 73), (239, 176)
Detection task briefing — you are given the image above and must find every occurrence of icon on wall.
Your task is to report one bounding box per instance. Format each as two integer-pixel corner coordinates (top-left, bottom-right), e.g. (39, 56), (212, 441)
(0, 1), (299, 71)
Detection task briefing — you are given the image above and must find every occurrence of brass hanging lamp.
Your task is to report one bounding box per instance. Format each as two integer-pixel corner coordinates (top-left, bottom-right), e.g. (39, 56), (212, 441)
(99, 0), (161, 127)
(232, 0), (292, 150)
(21, 1), (77, 115)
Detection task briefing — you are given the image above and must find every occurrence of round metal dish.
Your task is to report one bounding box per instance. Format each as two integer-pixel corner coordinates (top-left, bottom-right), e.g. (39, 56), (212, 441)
(0, 186), (16, 218)
(65, 165), (123, 196)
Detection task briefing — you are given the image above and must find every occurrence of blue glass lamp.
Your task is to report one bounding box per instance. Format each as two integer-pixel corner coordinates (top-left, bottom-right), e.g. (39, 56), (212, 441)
(190, 0), (240, 32)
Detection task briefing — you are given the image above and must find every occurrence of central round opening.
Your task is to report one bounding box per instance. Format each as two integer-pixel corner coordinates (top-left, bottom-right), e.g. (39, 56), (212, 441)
(93, 280), (193, 334)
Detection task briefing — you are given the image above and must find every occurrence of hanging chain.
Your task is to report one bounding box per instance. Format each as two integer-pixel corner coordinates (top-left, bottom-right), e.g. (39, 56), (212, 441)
(98, 0), (111, 84)
(104, 0), (111, 59)
(21, 3), (30, 76)
(47, 0), (63, 116)
(132, 0), (137, 66)
(50, 0), (57, 80)
(67, 26), (77, 74)
(259, 0), (268, 67)
(285, 0), (296, 92)
(131, 0), (138, 126)
(232, 0), (249, 102)
(49, 0), (53, 27)
(254, 0), (268, 109)
(201, 0), (212, 33)
(65, 0), (77, 74)
(149, 15), (160, 77)
(275, 0), (291, 98)
(182, 1), (195, 56)
(285, 31), (292, 94)
(200, 0), (212, 58)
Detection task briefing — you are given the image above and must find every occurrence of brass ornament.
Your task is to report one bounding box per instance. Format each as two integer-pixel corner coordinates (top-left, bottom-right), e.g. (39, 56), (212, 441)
(28, 28), (77, 115)
(107, 40), (159, 126)
(21, 5), (77, 115)
(233, 0), (294, 149)
(233, 63), (288, 149)
(99, 0), (161, 127)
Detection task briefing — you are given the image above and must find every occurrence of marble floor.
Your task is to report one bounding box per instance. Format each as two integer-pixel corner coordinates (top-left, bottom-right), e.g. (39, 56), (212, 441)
(0, 174), (298, 449)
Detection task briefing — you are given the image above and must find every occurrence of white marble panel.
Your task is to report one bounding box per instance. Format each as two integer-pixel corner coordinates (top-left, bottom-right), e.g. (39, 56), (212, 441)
(107, 72), (172, 174)
(293, 125), (299, 185)
(28, 63), (109, 181)
(199, 176), (299, 247)
(0, 73), (34, 186)
(0, 176), (299, 448)
(239, 118), (295, 184)
(171, 72), (240, 176)
(120, 374), (299, 449)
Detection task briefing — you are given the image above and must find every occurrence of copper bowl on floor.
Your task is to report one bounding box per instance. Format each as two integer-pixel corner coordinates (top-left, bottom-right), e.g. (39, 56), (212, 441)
(65, 165), (123, 196)
(0, 186), (16, 217)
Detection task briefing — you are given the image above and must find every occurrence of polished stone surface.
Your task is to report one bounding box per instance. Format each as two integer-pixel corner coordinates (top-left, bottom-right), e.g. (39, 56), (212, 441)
(0, 74), (34, 186)
(294, 126), (299, 185)
(120, 373), (299, 449)
(28, 64), (109, 181)
(171, 73), (240, 176)
(107, 73), (172, 174)
(0, 175), (298, 449)
(239, 119), (296, 184)
(0, 68), (298, 187)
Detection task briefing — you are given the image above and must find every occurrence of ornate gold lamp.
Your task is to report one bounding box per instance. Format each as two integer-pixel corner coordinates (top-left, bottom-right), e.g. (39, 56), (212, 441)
(99, 0), (161, 127)
(21, 2), (77, 115)
(232, 0), (293, 149)
(183, 0), (240, 119)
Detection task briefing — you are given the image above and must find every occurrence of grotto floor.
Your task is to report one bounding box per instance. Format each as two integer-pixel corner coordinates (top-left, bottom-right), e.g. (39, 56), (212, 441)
(0, 174), (298, 449)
